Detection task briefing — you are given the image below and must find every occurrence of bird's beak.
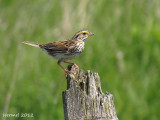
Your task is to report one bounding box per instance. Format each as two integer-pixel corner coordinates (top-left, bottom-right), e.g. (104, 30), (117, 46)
(88, 32), (94, 36)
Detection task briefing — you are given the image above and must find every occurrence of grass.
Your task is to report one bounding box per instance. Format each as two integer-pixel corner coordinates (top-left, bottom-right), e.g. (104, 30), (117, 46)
(0, 0), (160, 120)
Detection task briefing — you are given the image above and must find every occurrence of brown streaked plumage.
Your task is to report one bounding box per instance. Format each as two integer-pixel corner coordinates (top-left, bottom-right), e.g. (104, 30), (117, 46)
(22, 30), (94, 75)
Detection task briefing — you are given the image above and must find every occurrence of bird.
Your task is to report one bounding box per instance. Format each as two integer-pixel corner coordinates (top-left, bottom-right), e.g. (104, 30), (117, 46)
(22, 30), (94, 75)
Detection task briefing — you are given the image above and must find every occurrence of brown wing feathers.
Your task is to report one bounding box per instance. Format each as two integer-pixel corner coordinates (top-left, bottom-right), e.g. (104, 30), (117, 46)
(40, 41), (71, 54)
(23, 40), (75, 55)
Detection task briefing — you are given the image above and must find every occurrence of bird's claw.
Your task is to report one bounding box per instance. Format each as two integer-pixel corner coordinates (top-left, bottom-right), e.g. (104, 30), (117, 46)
(72, 64), (79, 73)
(64, 69), (74, 78)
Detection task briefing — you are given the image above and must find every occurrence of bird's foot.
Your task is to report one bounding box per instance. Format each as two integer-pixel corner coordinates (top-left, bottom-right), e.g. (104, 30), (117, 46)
(72, 64), (79, 73)
(64, 61), (79, 73)
(64, 69), (74, 78)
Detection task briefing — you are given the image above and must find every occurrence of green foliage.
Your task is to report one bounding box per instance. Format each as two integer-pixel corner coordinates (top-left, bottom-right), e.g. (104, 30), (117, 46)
(0, 0), (160, 120)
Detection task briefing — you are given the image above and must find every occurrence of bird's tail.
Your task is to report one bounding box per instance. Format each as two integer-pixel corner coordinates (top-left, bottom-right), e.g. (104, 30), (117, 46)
(22, 41), (40, 47)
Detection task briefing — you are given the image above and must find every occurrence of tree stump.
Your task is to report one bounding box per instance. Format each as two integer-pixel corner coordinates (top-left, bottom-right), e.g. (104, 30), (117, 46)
(62, 65), (118, 120)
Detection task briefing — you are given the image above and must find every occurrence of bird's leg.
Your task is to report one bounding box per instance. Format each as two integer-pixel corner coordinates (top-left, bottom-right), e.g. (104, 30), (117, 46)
(57, 60), (74, 75)
(63, 61), (79, 72)
(63, 61), (76, 66)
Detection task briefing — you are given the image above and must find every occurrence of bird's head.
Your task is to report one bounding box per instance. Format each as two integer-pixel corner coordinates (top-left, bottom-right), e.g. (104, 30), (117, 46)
(72, 30), (94, 41)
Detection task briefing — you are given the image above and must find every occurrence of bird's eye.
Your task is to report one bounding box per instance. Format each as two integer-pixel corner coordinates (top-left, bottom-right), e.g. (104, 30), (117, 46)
(83, 33), (87, 35)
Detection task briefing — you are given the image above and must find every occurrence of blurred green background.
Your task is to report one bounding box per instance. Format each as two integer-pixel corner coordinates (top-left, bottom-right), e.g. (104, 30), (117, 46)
(0, 0), (160, 120)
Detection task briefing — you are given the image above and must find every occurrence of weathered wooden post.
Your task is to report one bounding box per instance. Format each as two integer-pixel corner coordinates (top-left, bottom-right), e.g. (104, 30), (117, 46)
(62, 65), (118, 120)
